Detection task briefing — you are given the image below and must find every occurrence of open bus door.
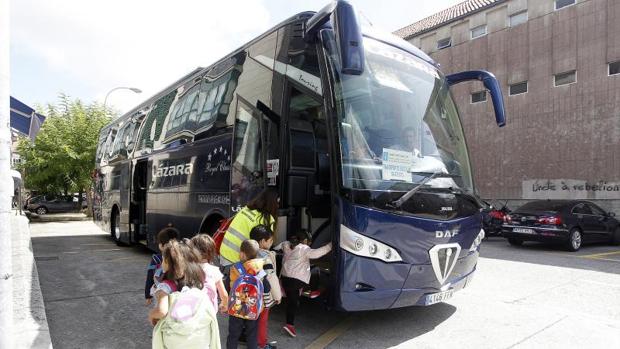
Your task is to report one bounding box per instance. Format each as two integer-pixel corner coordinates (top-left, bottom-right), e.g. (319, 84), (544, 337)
(131, 159), (149, 244)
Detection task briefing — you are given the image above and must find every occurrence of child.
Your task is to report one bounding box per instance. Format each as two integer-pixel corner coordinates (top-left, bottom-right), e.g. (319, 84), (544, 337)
(149, 240), (221, 348)
(190, 234), (229, 314)
(278, 230), (332, 338)
(226, 239), (269, 349)
(145, 225), (179, 305)
(250, 225), (281, 349)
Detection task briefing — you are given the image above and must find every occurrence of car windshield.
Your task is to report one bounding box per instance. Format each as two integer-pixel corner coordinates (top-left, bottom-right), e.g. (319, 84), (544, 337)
(324, 35), (473, 193)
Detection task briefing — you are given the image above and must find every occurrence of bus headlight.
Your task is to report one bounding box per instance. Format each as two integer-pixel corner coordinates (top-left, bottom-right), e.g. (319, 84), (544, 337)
(340, 225), (403, 263)
(469, 229), (485, 252)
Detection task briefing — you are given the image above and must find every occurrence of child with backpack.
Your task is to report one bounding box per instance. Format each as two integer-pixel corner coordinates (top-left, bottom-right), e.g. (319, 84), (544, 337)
(145, 225), (179, 306)
(150, 239), (221, 349)
(190, 234), (229, 314)
(226, 239), (269, 349)
(277, 230), (332, 338)
(250, 225), (281, 349)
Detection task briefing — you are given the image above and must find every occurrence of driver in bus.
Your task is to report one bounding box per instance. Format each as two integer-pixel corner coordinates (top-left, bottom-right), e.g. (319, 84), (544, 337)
(394, 126), (422, 157)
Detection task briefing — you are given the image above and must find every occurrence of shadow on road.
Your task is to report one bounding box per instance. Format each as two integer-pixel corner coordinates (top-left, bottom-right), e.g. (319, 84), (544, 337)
(481, 236), (620, 275)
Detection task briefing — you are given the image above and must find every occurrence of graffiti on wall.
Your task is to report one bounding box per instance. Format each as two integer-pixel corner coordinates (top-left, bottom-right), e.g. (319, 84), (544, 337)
(522, 179), (620, 200)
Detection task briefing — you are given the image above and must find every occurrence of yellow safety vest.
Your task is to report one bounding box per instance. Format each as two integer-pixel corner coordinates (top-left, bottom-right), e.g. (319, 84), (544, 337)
(220, 207), (275, 264)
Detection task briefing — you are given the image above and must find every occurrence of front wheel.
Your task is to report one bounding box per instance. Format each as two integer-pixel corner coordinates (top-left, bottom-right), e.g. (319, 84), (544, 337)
(111, 210), (122, 245)
(566, 228), (582, 252)
(507, 238), (523, 246)
(610, 227), (620, 246)
(36, 207), (48, 215)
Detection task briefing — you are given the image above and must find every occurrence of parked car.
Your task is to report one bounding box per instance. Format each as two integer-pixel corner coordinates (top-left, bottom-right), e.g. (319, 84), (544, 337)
(26, 194), (86, 215)
(502, 200), (620, 251)
(481, 200), (511, 236)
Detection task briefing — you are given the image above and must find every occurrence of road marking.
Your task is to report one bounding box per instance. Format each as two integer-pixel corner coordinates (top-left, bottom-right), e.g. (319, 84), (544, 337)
(305, 317), (354, 349)
(505, 315), (567, 349)
(578, 250), (620, 259)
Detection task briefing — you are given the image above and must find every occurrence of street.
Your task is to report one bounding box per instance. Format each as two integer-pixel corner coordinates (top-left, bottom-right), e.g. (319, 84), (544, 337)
(31, 221), (620, 349)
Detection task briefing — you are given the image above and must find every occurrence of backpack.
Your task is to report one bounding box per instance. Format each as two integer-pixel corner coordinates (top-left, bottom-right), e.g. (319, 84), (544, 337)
(213, 216), (234, 254)
(227, 262), (265, 320)
(152, 287), (220, 349)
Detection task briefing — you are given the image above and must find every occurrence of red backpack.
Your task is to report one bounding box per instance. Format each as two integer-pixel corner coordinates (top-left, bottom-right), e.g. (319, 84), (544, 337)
(213, 216), (234, 254)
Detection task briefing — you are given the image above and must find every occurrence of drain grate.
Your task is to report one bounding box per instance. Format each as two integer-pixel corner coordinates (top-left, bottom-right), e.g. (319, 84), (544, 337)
(34, 256), (59, 261)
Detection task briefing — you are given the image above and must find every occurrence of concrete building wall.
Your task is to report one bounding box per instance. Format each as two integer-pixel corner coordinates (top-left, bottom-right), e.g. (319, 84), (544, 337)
(406, 0), (620, 213)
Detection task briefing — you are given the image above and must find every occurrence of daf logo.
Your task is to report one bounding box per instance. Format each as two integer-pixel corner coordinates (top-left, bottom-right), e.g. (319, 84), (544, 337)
(429, 243), (461, 285)
(436, 227), (459, 238)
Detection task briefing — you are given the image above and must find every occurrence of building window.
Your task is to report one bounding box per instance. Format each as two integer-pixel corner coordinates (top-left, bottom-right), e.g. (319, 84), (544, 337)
(555, 0), (576, 10)
(509, 81), (528, 95)
(437, 37), (452, 50)
(471, 25), (487, 39)
(609, 61), (620, 76)
(509, 11), (528, 27)
(471, 91), (487, 103)
(554, 71), (577, 86)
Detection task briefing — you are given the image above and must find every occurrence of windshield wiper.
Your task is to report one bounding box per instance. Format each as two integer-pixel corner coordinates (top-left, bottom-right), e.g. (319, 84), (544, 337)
(388, 172), (461, 209)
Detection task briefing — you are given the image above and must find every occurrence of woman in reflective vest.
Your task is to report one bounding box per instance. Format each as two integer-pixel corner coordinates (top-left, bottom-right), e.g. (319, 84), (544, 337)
(220, 189), (279, 265)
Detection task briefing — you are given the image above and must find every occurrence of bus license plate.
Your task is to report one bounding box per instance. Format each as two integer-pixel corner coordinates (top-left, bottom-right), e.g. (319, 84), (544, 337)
(424, 290), (453, 305)
(513, 227), (535, 234)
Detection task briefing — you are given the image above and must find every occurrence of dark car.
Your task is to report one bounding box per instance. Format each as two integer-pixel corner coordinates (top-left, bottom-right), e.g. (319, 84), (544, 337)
(502, 200), (620, 251)
(26, 194), (86, 215)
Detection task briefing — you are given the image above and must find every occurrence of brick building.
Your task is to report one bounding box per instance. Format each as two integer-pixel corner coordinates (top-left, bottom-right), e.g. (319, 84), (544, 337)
(396, 0), (620, 213)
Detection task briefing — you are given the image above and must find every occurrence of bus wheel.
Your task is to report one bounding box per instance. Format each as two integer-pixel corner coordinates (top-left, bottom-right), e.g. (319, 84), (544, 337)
(200, 215), (223, 236)
(111, 210), (121, 243)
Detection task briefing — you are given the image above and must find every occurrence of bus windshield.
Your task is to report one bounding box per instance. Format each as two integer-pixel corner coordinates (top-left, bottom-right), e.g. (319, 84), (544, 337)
(326, 36), (474, 194)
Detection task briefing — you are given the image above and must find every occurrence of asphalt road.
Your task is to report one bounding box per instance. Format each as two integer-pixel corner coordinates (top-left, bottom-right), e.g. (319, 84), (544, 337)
(31, 221), (620, 349)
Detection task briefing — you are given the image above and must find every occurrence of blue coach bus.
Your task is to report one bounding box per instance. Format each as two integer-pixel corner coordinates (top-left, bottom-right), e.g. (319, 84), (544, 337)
(94, 1), (506, 311)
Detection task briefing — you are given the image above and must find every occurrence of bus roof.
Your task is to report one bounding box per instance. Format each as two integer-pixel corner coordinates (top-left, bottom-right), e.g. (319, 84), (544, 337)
(109, 9), (438, 127)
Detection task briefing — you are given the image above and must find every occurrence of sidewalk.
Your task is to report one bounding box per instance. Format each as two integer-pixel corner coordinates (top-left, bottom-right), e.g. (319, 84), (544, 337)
(11, 213), (53, 348)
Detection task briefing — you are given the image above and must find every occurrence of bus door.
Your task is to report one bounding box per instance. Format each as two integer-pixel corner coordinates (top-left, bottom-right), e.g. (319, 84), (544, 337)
(230, 97), (277, 214)
(283, 85), (332, 249)
(131, 159), (149, 244)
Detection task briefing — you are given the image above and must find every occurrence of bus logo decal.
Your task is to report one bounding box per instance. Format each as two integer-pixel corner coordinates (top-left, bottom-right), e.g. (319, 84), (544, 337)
(153, 163), (193, 177)
(429, 243), (461, 285)
(436, 227), (459, 238)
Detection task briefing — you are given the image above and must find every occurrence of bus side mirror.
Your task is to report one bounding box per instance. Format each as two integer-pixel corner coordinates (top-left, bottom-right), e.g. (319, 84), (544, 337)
(305, 0), (364, 75)
(446, 70), (506, 127)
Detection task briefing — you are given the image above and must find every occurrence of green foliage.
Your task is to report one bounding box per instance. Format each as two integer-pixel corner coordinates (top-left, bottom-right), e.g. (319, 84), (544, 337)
(16, 94), (114, 195)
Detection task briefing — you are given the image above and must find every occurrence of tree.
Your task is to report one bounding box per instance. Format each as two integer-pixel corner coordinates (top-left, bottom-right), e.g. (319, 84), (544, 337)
(16, 94), (113, 214)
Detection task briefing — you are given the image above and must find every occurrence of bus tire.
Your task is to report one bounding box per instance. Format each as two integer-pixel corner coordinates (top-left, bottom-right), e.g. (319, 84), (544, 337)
(111, 208), (123, 245)
(199, 214), (224, 236)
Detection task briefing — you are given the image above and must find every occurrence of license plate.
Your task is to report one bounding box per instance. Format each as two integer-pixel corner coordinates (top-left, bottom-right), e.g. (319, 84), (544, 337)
(513, 227), (535, 234)
(424, 290), (454, 305)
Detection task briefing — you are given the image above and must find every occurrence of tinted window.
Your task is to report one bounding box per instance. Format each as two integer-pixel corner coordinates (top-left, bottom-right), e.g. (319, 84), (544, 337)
(471, 91), (487, 103)
(555, 0), (575, 10)
(437, 37), (451, 50)
(587, 203), (605, 215)
(609, 61), (620, 76)
(555, 71), (576, 86)
(518, 201), (568, 212)
(138, 90), (177, 151)
(509, 81), (528, 95)
(232, 101), (263, 177)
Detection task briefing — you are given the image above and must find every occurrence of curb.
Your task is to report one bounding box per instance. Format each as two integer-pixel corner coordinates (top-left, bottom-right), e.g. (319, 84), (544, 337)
(11, 214), (53, 349)
(26, 212), (90, 222)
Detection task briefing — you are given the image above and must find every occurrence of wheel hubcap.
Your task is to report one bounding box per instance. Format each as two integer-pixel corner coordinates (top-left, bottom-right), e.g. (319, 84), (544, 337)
(572, 231), (581, 249)
(114, 215), (121, 240)
(37, 208), (45, 215)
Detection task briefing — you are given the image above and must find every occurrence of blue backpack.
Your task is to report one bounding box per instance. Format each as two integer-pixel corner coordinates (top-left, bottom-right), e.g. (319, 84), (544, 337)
(227, 262), (265, 320)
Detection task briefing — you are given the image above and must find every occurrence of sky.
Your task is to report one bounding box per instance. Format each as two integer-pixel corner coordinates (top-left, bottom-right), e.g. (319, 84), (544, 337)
(10, 0), (463, 114)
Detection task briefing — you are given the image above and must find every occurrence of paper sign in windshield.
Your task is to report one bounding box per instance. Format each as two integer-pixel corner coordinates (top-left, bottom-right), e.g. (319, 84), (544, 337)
(382, 148), (412, 182)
